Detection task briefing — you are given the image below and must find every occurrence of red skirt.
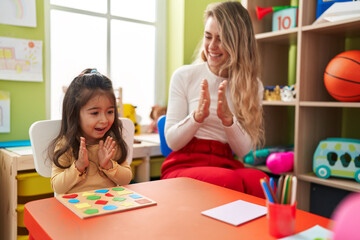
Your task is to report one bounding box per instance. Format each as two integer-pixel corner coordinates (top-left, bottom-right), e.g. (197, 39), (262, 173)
(161, 137), (268, 198)
(161, 137), (244, 177)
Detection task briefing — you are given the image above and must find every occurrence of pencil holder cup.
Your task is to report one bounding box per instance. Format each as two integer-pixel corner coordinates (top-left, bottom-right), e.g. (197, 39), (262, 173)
(267, 201), (296, 238)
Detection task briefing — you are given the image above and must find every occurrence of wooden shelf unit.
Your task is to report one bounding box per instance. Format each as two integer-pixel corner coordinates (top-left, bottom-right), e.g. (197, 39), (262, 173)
(243, 0), (360, 211)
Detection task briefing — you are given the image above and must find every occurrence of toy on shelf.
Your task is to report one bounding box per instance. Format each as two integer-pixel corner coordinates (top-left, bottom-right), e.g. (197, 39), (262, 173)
(264, 85), (281, 101)
(147, 105), (167, 133)
(256, 5), (298, 31)
(280, 85), (296, 102)
(123, 103), (141, 135)
(264, 85), (296, 102)
(266, 151), (294, 174)
(256, 6), (292, 20)
(324, 50), (360, 102)
(244, 145), (293, 166)
(313, 138), (360, 183)
(273, 7), (298, 31)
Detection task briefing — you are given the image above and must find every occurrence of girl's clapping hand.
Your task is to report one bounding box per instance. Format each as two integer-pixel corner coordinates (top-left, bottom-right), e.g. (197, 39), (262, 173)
(76, 137), (89, 173)
(98, 136), (116, 170)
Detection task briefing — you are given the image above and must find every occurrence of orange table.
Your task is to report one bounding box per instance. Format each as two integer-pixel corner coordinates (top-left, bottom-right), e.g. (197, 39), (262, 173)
(24, 177), (331, 240)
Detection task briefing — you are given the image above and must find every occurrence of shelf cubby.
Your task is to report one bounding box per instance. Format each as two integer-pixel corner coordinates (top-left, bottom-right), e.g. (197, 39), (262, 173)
(244, 0), (360, 212)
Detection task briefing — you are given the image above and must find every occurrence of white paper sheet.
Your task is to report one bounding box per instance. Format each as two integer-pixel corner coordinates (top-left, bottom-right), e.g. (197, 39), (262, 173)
(0, 0), (37, 27)
(201, 200), (267, 226)
(0, 37), (43, 82)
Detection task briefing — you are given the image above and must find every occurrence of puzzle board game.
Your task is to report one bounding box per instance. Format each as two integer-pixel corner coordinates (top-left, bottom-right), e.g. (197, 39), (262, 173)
(56, 186), (157, 219)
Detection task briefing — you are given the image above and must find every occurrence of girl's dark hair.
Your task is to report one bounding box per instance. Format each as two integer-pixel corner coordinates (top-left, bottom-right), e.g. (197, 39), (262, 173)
(50, 68), (128, 168)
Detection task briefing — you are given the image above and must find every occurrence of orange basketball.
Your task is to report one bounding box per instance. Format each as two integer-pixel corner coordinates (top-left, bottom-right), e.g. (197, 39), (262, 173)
(324, 50), (360, 102)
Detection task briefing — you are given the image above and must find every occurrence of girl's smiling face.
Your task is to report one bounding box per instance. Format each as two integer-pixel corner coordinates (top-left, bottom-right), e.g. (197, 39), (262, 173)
(79, 94), (115, 144)
(203, 16), (229, 77)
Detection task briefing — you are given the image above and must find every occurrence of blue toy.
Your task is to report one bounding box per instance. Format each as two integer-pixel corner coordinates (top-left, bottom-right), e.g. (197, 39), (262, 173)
(244, 145), (293, 165)
(313, 138), (360, 183)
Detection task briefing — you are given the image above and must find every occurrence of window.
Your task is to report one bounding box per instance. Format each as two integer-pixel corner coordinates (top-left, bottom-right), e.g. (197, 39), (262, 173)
(46, 0), (166, 125)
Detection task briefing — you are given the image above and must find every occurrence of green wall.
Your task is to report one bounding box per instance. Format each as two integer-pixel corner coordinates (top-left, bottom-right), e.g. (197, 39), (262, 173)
(0, 0), (46, 141)
(166, 0), (185, 97)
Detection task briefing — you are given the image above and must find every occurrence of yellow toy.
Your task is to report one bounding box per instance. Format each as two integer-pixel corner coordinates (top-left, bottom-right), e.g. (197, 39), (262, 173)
(122, 104), (140, 135)
(264, 85), (281, 101)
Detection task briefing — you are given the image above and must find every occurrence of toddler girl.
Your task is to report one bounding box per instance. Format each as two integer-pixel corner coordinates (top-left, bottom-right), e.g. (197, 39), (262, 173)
(50, 68), (132, 194)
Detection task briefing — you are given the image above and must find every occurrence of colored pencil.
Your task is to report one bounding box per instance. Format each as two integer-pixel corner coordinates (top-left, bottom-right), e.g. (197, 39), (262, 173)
(286, 176), (293, 204)
(282, 175), (290, 204)
(269, 177), (276, 192)
(277, 175), (284, 201)
(290, 176), (297, 205)
(264, 178), (278, 203)
(276, 175), (284, 202)
(260, 178), (275, 203)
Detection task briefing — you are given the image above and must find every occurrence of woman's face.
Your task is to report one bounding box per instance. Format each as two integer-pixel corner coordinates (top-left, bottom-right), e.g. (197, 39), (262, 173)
(203, 16), (229, 77)
(79, 94), (115, 145)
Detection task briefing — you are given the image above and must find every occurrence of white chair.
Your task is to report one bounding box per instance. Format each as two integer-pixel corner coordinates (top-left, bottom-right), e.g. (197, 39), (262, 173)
(29, 118), (135, 178)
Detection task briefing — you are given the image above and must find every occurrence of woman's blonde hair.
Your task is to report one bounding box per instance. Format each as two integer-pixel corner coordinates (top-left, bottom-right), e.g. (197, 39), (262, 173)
(199, 1), (264, 149)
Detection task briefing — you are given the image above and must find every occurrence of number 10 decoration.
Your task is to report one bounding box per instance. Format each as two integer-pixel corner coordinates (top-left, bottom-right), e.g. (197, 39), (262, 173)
(272, 8), (298, 31)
